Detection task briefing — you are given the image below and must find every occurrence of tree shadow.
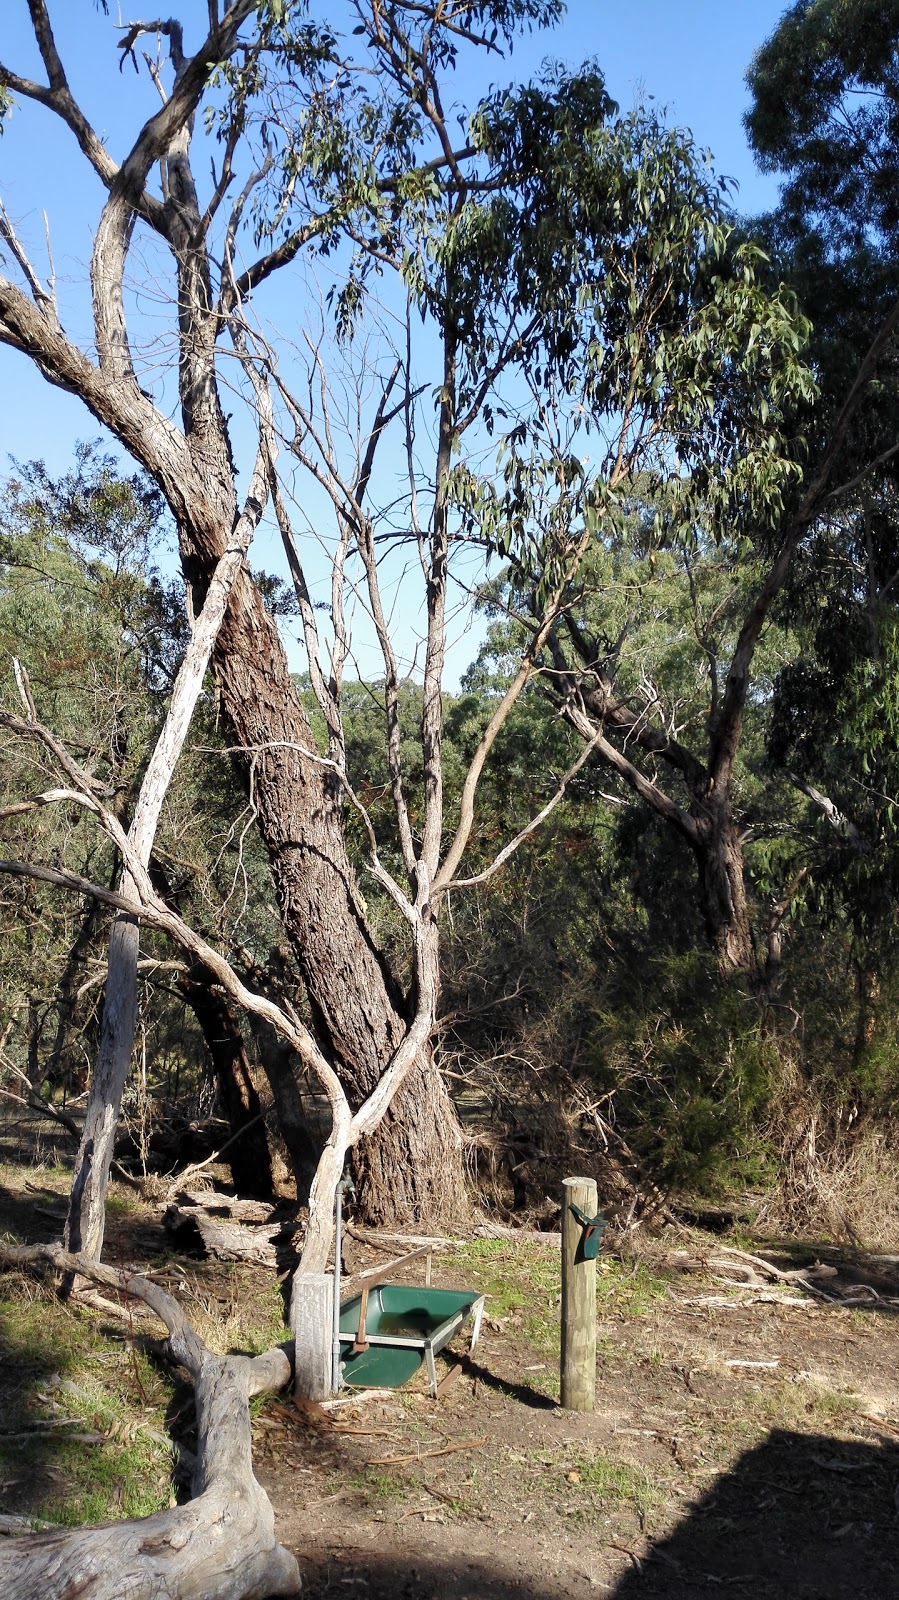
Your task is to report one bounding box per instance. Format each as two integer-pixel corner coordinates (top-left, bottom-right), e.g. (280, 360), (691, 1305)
(456, 1352), (557, 1409)
(297, 1549), (569, 1598)
(0, 1302), (72, 1521)
(293, 1429), (899, 1600)
(607, 1428), (899, 1599)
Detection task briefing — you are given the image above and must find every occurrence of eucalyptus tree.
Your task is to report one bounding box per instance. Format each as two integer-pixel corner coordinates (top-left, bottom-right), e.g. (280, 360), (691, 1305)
(467, 2), (899, 979)
(742, 0), (899, 1023)
(0, 2), (832, 1273)
(451, 106), (819, 974)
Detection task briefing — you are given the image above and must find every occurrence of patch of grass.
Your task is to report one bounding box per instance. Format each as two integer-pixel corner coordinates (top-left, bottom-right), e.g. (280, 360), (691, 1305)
(443, 1238), (533, 1314)
(443, 1238), (561, 1361)
(596, 1258), (669, 1317)
(566, 1450), (663, 1518)
(525, 1443), (665, 1522)
(0, 1283), (99, 1373)
(0, 1155), (69, 1187)
(0, 1276), (174, 1527)
(443, 1239), (669, 1382)
(343, 1467), (408, 1505)
(36, 1426), (173, 1525)
(182, 1268), (288, 1355)
(750, 1375), (857, 1431)
(105, 1190), (142, 1219)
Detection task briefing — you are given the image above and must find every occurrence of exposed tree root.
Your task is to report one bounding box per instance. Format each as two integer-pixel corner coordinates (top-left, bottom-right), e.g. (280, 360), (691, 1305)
(0, 1241), (300, 1600)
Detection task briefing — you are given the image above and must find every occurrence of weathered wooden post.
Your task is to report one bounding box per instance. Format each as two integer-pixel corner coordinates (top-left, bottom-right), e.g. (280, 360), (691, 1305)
(294, 1271), (333, 1402)
(560, 1174), (598, 1411)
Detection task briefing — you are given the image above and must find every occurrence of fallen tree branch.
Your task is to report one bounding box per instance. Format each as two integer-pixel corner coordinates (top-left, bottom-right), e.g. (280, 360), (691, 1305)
(366, 1436), (487, 1466)
(712, 1245), (844, 1304)
(0, 1239), (299, 1600)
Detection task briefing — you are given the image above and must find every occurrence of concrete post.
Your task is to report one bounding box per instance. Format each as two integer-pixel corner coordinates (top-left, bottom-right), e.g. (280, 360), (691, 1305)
(294, 1271), (333, 1401)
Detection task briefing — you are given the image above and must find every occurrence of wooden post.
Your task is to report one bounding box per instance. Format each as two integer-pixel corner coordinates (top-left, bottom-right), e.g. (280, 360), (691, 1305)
(294, 1271), (333, 1401)
(560, 1174), (597, 1411)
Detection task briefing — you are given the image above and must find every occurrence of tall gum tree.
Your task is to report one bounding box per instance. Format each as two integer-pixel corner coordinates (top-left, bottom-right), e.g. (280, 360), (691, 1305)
(0, 1), (625, 1256)
(743, 0), (899, 1006)
(0, 2), (863, 1264)
(0, 0), (504, 1241)
(448, 96), (820, 975)
(472, 1), (899, 978)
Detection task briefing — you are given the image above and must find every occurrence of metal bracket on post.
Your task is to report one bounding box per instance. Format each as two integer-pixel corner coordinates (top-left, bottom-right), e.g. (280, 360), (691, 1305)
(568, 1201), (606, 1262)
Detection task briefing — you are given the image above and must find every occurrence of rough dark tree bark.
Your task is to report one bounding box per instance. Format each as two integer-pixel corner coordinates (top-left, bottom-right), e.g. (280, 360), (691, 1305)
(180, 970), (275, 1200)
(690, 796), (755, 974)
(554, 660), (760, 976)
(204, 576), (467, 1230)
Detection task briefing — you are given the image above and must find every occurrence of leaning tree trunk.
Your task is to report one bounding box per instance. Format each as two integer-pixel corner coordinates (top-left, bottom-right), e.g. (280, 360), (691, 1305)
(63, 906), (140, 1260)
(691, 795), (755, 975)
(0, 1241), (298, 1600)
(189, 555), (467, 1232)
(62, 537), (257, 1265)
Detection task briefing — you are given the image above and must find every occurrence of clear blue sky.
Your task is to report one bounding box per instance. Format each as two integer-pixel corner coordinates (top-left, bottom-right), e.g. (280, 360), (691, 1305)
(0, 1), (793, 680)
(0, 1), (791, 471)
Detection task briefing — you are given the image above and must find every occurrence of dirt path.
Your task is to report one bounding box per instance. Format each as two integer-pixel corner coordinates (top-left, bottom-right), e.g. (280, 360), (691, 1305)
(2, 1152), (899, 1599)
(260, 1241), (899, 1600)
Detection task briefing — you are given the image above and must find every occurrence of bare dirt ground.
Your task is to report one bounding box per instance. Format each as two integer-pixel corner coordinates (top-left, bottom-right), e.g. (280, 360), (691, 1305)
(3, 1141), (899, 1600)
(266, 1241), (899, 1600)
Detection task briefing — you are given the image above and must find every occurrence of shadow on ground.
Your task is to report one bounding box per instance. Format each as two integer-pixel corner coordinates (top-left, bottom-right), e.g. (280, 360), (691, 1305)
(457, 1353), (557, 1409)
(295, 1428), (899, 1600)
(607, 1427), (899, 1599)
(0, 1302), (70, 1518)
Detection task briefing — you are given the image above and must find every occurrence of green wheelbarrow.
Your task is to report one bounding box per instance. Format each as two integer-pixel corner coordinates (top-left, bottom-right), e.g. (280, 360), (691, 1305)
(338, 1282), (485, 1398)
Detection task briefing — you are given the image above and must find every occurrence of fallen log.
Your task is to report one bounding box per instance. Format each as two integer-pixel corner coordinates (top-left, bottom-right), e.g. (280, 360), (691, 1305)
(163, 1192), (300, 1267)
(164, 1202), (281, 1265)
(0, 1240), (299, 1600)
(176, 1190), (276, 1224)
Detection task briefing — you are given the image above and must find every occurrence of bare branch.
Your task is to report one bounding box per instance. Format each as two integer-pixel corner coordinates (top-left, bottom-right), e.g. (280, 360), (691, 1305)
(202, 738), (416, 923)
(0, 270), (193, 493)
(446, 724), (606, 891)
(0, 850), (347, 1113)
(562, 696), (698, 845)
(0, 202), (58, 323)
(434, 524), (597, 891)
(12, 655), (38, 720)
(0, 2), (131, 194)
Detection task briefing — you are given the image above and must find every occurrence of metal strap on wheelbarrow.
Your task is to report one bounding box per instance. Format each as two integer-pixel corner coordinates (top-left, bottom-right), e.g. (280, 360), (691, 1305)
(351, 1244), (434, 1352)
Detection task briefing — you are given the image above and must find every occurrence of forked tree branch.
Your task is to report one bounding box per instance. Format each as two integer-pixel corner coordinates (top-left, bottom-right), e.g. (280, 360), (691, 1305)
(446, 722), (606, 891)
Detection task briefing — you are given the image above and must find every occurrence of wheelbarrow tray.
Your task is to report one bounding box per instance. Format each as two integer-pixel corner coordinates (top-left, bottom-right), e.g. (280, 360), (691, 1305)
(338, 1284), (485, 1396)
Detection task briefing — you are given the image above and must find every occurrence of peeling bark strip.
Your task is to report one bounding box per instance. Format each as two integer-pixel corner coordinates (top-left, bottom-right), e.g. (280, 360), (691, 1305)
(0, 1240), (298, 1600)
(63, 526), (264, 1269)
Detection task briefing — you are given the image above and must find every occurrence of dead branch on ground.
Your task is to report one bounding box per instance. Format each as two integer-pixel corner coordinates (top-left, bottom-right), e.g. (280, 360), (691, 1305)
(0, 1239), (298, 1600)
